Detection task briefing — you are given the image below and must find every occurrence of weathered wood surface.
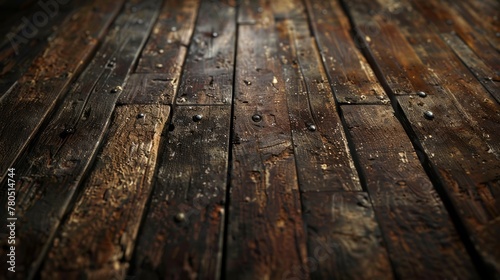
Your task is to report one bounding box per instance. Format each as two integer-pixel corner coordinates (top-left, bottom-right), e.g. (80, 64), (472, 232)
(0, 1), (160, 278)
(276, 19), (361, 192)
(0, 0), (498, 279)
(343, 105), (478, 279)
(0, 0), (126, 183)
(132, 105), (231, 279)
(227, 23), (308, 279)
(440, 33), (499, 104)
(302, 192), (393, 280)
(41, 104), (170, 279)
(174, 0), (236, 105)
(305, 0), (388, 105)
(0, 0), (80, 96)
(119, 0), (200, 105)
(343, 0), (500, 277)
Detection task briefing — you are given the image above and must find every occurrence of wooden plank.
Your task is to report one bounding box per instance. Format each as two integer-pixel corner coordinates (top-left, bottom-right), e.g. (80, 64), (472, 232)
(226, 23), (308, 279)
(118, 73), (177, 105)
(344, 0), (500, 276)
(237, 0), (272, 25)
(238, 0), (305, 25)
(344, 0), (500, 156)
(175, 0), (236, 105)
(134, 0), (199, 73)
(410, 0), (500, 72)
(305, 0), (388, 104)
(277, 20), (361, 192)
(40, 104), (170, 279)
(441, 33), (500, 103)
(448, 0), (499, 52)
(343, 105), (479, 279)
(301, 192), (393, 280)
(0, 1), (160, 278)
(376, 0), (500, 158)
(132, 105), (231, 279)
(0, 0), (126, 183)
(0, 0), (80, 96)
(120, 0), (200, 105)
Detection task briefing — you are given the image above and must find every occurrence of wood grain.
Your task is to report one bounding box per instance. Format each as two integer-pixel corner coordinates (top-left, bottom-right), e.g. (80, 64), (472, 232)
(343, 0), (500, 276)
(226, 23), (308, 280)
(174, 0), (236, 105)
(132, 105), (231, 279)
(305, 0), (389, 104)
(276, 20), (361, 192)
(0, 0), (126, 183)
(41, 105), (170, 279)
(302, 192), (393, 280)
(343, 105), (479, 279)
(0, 0), (81, 96)
(0, 1), (160, 278)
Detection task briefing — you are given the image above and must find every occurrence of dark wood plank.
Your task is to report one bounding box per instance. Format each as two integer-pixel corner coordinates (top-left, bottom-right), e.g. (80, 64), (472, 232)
(441, 33), (500, 103)
(227, 23), (308, 279)
(302, 192), (393, 280)
(120, 0), (200, 105)
(0, 0), (126, 183)
(134, 0), (199, 73)
(381, 0), (500, 158)
(238, 0), (305, 25)
(0, 1), (161, 278)
(40, 104), (170, 279)
(448, 0), (499, 52)
(0, 0), (81, 96)
(237, 0), (272, 25)
(277, 20), (361, 192)
(343, 105), (479, 279)
(175, 0), (236, 105)
(305, 0), (389, 104)
(344, 0), (500, 276)
(410, 0), (500, 72)
(119, 73), (177, 105)
(132, 105), (231, 279)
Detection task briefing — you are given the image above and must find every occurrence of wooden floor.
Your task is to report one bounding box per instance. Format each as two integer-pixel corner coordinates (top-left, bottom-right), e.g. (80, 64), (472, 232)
(0, 0), (499, 279)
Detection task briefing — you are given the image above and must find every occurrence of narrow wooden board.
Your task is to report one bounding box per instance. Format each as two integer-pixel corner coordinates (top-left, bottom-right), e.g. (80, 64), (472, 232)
(134, 0), (199, 73)
(40, 105), (170, 279)
(446, 0), (499, 52)
(277, 20), (361, 192)
(440, 33), (500, 103)
(344, 0), (500, 275)
(238, 0), (304, 25)
(0, 1), (160, 278)
(226, 23), (308, 279)
(409, 0), (500, 72)
(0, 0), (81, 96)
(344, 0), (500, 155)
(118, 73), (177, 105)
(343, 105), (479, 279)
(302, 192), (393, 280)
(237, 0), (273, 25)
(174, 0), (236, 105)
(0, 0), (126, 183)
(132, 105), (231, 279)
(305, 0), (388, 104)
